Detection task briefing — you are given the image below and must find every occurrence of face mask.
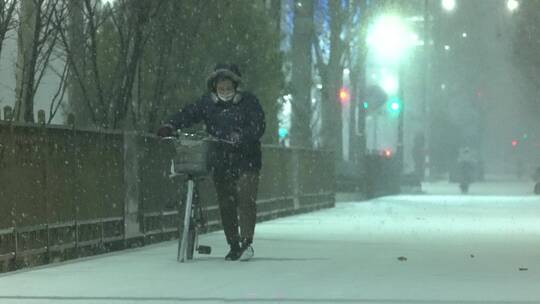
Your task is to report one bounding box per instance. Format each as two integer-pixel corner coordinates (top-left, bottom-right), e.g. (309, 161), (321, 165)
(218, 91), (235, 102)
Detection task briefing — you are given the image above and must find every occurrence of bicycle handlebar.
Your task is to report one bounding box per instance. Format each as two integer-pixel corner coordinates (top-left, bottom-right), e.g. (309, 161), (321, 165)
(161, 130), (235, 145)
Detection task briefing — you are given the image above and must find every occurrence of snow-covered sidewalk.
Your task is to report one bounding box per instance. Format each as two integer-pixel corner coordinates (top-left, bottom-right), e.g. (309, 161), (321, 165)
(0, 191), (539, 303)
(422, 178), (536, 196)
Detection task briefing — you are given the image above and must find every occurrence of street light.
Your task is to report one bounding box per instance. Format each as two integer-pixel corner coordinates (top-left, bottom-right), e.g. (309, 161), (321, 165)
(367, 15), (416, 174)
(507, 0), (519, 12)
(366, 15), (415, 64)
(441, 0), (456, 12)
(381, 73), (399, 96)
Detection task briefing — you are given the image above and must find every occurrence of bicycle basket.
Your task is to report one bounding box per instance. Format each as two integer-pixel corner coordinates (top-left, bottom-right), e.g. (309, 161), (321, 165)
(171, 135), (214, 176)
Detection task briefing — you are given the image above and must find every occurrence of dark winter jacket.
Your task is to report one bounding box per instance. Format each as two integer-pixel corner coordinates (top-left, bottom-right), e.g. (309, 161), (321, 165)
(165, 92), (265, 176)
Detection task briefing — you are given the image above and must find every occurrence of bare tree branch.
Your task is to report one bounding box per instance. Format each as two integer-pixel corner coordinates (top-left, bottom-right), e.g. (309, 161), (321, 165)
(53, 3), (97, 124)
(0, 0), (18, 57)
(14, 0), (63, 122)
(84, 0), (107, 122)
(48, 60), (69, 124)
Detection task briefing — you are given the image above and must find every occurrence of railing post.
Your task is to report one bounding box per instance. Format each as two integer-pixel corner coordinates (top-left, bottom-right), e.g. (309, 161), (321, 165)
(67, 113), (75, 128)
(3, 106), (13, 121)
(291, 148), (301, 210)
(37, 110), (46, 125)
(123, 131), (142, 243)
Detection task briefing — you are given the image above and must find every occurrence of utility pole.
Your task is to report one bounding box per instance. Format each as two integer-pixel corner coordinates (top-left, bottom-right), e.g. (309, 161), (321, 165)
(397, 65), (405, 174)
(422, 0), (431, 180)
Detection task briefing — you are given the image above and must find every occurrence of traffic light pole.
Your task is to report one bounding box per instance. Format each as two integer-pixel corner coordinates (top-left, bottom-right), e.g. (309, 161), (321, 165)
(423, 0), (430, 180)
(397, 64), (405, 176)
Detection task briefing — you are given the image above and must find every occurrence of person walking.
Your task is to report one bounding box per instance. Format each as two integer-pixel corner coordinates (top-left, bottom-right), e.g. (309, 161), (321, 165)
(157, 63), (265, 261)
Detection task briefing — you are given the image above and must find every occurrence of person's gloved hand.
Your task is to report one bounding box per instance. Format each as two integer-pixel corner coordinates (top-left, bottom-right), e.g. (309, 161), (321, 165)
(157, 124), (175, 137)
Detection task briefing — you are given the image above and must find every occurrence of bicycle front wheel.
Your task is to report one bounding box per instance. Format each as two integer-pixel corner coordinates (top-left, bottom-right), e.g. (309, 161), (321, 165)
(186, 226), (196, 260)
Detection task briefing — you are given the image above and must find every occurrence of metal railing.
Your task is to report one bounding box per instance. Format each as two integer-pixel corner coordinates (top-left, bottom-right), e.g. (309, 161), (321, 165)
(0, 122), (335, 272)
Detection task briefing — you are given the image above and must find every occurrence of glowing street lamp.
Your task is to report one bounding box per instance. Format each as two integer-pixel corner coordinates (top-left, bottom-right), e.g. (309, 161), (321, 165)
(442, 0), (456, 11)
(366, 15), (414, 98)
(366, 15), (416, 65)
(366, 14), (417, 174)
(381, 73), (399, 96)
(507, 0), (519, 12)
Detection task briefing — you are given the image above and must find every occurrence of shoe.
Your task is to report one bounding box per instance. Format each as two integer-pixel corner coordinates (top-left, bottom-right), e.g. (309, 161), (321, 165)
(225, 243), (241, 261)
(238, 242), (254, 261)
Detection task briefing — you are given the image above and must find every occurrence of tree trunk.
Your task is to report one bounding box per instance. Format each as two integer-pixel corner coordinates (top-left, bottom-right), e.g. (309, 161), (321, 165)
(290, 0), (314, 148)
(265, 0), (282, 145)
(0, 0), (17, 60)
(349, 60), (367, 164)
(14, 0), (38, 123)
(349, 0), (369, 165)
(67, 0), (92, 128)
(269, 0), (281, 33)
(320, 0), (344, 159)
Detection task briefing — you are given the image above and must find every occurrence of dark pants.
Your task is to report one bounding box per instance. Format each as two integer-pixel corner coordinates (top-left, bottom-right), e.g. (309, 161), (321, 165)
(213, 170), (259, 245)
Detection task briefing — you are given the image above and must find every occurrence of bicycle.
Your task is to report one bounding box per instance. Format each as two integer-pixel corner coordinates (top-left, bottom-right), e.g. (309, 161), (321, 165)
(163, 131), (218, 262)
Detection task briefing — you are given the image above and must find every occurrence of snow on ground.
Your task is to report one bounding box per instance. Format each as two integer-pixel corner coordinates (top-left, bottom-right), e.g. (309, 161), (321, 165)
(0, 180), (539, 303)
(422, 177), (536, 196)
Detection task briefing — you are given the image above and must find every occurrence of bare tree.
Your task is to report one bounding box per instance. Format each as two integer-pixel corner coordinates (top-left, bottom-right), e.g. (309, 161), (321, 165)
(513, 0), (540, 116)
(55, 0), (162, 129)
(314, 0), (412, 159)
(14, 0), (63, 123)
(54, 0), (281, 134)
(313, 1), (354, 158)
(289, 0), (314, 148)
(0, 0), (18, 58)
(348, 0), (371, 164)
(46, 55), (69, 124)
(63, 0), (90, 127)
(143, 0), (197, 133)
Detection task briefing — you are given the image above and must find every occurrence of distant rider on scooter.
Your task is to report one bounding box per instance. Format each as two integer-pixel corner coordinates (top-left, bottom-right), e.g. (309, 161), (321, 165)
(457, 147), (475, 194)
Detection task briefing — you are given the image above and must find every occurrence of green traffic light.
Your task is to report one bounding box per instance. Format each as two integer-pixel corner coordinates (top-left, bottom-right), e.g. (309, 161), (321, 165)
(387, 97), (401, 114)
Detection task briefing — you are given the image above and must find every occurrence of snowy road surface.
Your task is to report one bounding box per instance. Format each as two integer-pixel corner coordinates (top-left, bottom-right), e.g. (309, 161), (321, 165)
(0, 180), (539, 303)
